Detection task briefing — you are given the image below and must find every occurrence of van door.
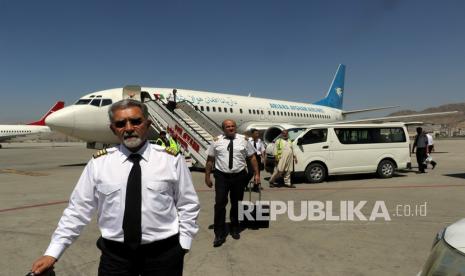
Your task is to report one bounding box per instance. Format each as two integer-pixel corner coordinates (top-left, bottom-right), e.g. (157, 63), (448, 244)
(294, 128), (330, 172)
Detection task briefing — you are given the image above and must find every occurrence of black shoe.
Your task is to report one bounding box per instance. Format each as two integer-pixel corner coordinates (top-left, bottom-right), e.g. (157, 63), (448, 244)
(230, 229), (240, 240)
(288, 184), (296, 188)
(269, 182), (275, 188)
(213, 235), (226, 247)
(252, 185), (260, 192)
(432, 163), (436, 169)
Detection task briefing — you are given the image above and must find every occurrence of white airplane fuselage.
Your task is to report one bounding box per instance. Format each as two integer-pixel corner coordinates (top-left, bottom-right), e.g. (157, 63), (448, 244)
(45, 87), (344, 144)
(0, 125), (50, 142)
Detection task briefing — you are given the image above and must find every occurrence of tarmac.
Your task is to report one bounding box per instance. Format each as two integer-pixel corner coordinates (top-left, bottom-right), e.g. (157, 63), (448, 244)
(1, 140), (465, 276)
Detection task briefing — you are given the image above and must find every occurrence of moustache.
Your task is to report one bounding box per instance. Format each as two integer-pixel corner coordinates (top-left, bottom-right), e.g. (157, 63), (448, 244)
(123, 132), (139, 139)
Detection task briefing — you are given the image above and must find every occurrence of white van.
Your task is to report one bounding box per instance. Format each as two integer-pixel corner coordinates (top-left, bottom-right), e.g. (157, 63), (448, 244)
(293, 123), (411, 183)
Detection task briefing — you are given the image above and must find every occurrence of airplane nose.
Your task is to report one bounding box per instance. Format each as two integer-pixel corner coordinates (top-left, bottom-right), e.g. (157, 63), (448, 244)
(45, 108), (76, 136)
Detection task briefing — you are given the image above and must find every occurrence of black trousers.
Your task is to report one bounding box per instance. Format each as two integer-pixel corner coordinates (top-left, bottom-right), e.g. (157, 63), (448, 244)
(96, 234), (185, 276)
(214, 170), (247, 236)
(416, 147), (427, 172)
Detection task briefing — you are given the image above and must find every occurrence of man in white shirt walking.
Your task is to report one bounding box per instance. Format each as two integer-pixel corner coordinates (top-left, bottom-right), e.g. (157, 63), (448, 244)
(31, 99), (200, 276)
(248, 128), (265, 192)
(205, 119), (260, 247)
(426, 132), (437, 169)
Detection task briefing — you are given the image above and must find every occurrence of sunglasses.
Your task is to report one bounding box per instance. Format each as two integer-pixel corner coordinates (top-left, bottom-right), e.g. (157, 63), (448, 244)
(112, 118), (144, 128)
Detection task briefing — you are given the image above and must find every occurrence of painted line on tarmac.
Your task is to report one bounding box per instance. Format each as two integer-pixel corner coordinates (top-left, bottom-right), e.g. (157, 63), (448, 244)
(0, 200), (68, 213)
(195, 183), (465, 192)
(1, 184), (464, 213)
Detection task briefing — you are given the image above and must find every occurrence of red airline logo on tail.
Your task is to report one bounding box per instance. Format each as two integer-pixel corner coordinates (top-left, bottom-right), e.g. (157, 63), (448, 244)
(27, 101), (65, 126)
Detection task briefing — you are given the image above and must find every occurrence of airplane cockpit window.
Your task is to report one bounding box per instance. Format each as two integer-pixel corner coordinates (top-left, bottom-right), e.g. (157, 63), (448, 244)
(101, 99), (113, 106)
(75, 99), (92, 105)
(90, 99), (101, 107)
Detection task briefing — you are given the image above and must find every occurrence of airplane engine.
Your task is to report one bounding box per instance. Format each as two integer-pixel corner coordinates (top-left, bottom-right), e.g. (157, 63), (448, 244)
(263, 124), (297, 143)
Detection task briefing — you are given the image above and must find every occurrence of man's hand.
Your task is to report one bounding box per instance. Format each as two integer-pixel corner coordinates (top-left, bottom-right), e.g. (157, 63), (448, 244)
(31, 256), (56, 275)
(205, 176), (213, 188)
(254, 174), (261, 185)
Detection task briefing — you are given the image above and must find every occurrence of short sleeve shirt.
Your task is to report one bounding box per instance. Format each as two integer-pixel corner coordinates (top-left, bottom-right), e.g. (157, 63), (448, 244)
(207, 134), (255, 173)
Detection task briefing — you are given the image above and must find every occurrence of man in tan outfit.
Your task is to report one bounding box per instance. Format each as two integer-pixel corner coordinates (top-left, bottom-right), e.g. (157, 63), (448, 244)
(269, 129), (296, 188)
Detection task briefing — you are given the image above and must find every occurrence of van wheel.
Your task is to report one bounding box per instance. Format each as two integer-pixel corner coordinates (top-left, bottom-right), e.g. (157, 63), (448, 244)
(377, 159), (395, 178)
(305, 163), (326, 183)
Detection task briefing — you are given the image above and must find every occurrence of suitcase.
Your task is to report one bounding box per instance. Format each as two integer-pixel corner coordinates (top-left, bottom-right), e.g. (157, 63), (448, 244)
(240, 181), (270, 229)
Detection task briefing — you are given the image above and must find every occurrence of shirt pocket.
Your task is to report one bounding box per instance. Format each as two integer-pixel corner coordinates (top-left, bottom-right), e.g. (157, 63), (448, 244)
(146, 181), (173, 212)
(96, 184), (122, 213)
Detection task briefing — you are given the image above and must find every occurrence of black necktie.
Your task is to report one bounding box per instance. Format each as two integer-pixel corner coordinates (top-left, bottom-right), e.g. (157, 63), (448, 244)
(123, 154), (142, 249)
(254, 140), (257, 149)
(227, 138), (233, 169)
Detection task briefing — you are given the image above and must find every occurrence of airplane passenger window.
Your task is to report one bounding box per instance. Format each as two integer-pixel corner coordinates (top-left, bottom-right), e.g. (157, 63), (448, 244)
(253, 110), (256, 114)
(268, 111), (271, 115)
(248, 109), (251, 114)
(90, 99), (101, 107)
(230, 108), (233, 113)
(101, 99), (112, 106)
(213, 107), (216, 112)
(224, 108), (227, 113)
(206, 106), (210, 112)
(200, 106), (204, 111)
(261, 110), (264, 115)
(75, 99), (92, 105)
(218, 107), (222, 112)
(240, 108), (243, 114)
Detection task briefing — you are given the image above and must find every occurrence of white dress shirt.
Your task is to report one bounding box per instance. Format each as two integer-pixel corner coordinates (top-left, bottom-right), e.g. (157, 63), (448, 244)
(206, 134), (255, 173)
(248, 137), (265, 156)
(44, 142), (200, 259)
(426, 133), (434, 146)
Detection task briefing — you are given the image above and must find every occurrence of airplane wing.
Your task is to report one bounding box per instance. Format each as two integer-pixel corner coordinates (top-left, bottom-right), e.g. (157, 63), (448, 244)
(334, 111), (459, 124)
(342, 106), (400, 115)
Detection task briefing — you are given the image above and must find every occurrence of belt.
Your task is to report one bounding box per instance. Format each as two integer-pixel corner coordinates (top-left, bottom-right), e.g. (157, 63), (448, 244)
(101, 233), (179, 252)
(215, 169), (246, 178)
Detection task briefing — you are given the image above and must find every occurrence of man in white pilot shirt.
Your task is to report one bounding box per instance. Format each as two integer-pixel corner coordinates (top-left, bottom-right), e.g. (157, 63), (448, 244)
(31, 99), (200, 276)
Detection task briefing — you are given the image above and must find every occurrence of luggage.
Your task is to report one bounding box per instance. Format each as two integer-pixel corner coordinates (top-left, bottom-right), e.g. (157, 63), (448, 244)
(240, 181), (270, 229)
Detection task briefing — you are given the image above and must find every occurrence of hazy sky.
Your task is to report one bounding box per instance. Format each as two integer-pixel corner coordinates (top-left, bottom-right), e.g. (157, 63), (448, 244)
(1, 0), (464, 122)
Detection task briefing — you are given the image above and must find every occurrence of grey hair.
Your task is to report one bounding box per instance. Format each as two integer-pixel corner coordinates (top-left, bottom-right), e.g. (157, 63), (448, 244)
(108, 99), (149, 122)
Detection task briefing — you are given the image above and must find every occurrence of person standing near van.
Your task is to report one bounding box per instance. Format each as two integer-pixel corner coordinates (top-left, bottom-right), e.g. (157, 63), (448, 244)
(269, 130), (296, 188)
(412, 127), (428, 173)
(426, 132), (437, 169)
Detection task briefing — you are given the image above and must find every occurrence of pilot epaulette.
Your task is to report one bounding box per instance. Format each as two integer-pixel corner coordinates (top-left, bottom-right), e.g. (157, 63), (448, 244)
(164, 147), (179, 156)
(93, 149), (108, 159)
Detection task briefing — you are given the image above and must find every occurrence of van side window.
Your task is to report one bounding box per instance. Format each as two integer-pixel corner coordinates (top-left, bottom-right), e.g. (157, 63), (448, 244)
(300, 129), (327, 144)
(335, 128), (406, 144)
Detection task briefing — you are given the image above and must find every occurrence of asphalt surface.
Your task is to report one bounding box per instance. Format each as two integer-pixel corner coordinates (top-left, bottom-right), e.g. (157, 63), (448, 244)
(1, 140), (464, 276)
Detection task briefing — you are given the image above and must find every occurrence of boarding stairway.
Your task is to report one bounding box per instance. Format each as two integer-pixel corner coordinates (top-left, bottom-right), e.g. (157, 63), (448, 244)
(144, 99), (223, 167)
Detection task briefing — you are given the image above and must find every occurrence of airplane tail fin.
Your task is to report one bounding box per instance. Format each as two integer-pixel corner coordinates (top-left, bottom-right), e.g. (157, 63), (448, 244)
(313, 64), (345, 110)
(27, 101), (65, 126)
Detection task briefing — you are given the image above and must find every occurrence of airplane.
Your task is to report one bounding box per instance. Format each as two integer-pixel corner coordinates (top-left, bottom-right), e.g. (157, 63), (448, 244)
(44, 64), (456, 148)
(0, 101), (65, 148)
